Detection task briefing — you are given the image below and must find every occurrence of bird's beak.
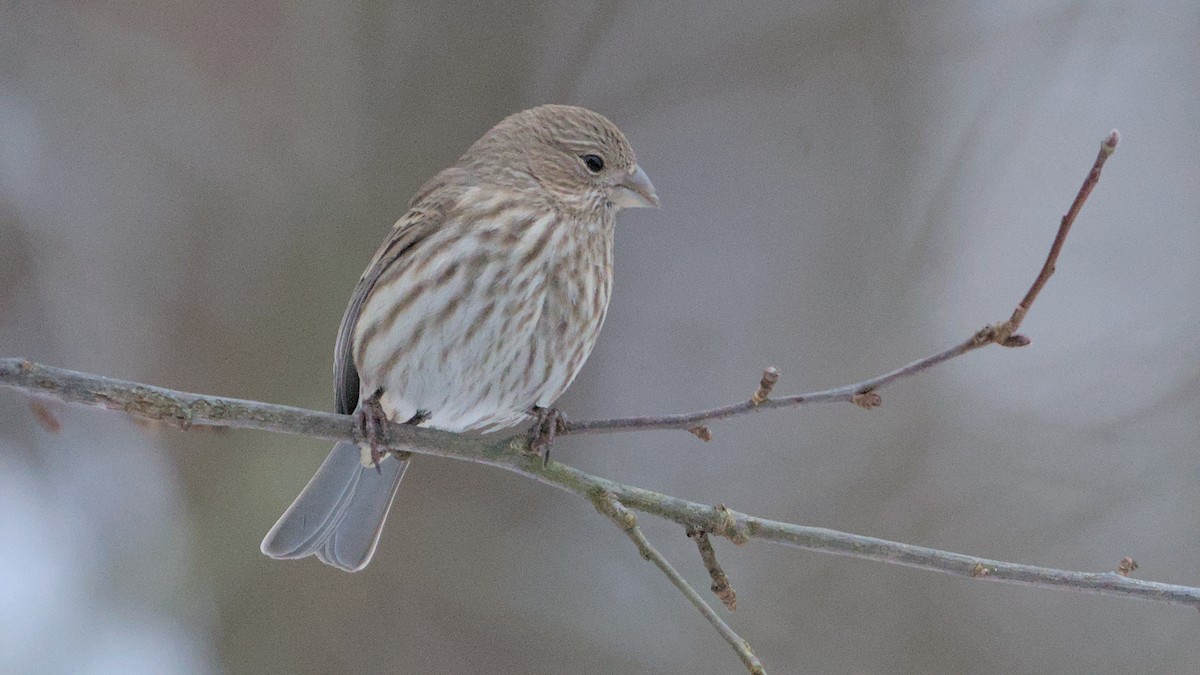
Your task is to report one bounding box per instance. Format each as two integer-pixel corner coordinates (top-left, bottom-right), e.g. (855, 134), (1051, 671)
(611, 165), (659, 209)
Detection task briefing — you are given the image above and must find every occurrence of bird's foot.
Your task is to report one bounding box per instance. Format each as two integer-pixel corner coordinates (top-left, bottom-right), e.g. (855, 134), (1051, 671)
(355, 389), (391, 471)
(528, 406), (568, 467)
(404, 409), (431, 426)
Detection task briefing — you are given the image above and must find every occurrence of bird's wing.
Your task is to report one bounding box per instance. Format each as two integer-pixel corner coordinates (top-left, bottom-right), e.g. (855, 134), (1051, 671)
(333, 168), (471, 414)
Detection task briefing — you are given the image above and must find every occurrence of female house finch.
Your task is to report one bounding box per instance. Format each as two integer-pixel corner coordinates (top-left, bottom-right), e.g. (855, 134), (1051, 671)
(261, 105), (658, 571)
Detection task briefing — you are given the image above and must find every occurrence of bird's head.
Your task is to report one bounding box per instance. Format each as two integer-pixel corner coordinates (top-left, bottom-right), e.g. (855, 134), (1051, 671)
(461, 104), (659, 213)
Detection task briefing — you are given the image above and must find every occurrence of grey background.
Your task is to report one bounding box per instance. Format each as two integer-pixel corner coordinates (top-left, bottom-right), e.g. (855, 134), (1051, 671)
(2, 2), (1199, 673)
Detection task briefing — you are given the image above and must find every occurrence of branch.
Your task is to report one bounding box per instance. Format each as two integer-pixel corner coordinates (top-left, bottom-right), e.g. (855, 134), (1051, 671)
(3, 357), (1199, 614)
(564, 130), (1121, 437)
(0, 130), (1139, 672)
(597, 494), (763, 673)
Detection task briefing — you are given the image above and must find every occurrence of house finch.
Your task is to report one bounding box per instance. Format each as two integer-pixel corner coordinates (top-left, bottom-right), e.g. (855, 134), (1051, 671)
(261, 105), (658, 571)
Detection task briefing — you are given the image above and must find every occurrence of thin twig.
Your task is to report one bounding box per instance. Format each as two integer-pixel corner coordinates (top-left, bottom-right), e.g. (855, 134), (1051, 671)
(3, 358), (1200, 610)
(562, 335), (978, 434)
(564, 130), (1120, 436)
(597, 495), (764, 674)
(998, 129), (1121, 342)
(688, 527), (738, 610)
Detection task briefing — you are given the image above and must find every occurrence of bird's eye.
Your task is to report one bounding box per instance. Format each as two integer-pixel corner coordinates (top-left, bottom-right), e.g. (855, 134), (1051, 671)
(581, 154), (605, 173)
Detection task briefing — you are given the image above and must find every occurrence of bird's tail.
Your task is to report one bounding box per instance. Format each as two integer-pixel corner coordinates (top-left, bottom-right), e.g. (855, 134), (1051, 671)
(261, 441), (408, 572)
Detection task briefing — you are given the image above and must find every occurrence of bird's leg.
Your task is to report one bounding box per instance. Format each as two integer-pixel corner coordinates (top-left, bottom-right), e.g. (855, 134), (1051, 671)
(355, 388), (391, 471)
(528, 405), (568, 467)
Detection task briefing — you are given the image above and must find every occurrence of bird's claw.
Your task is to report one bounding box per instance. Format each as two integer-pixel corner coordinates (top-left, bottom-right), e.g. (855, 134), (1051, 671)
(355, 389), (391, 472)
(528, 406), (567, 467)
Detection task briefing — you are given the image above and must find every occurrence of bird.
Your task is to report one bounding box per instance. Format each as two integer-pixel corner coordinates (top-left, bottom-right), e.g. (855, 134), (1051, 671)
(260, 105), (659, 571)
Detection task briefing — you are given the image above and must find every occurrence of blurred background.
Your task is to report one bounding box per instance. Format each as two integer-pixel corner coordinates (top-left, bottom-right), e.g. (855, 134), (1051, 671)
(2, 2), (1198, 673)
